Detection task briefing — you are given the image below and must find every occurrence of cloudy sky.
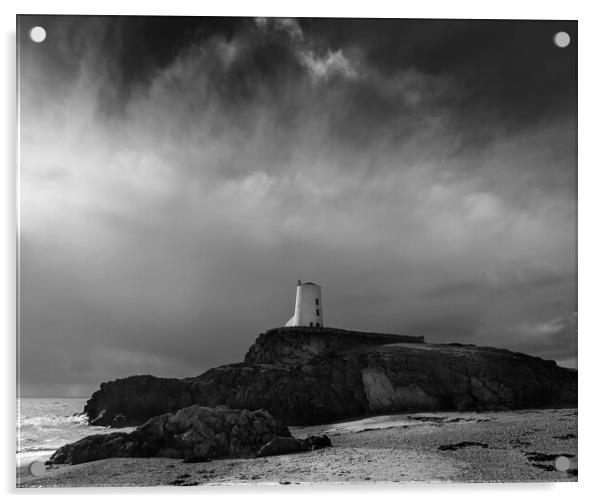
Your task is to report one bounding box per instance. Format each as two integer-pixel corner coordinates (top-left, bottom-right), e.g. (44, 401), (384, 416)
(18, 16), (577, 397)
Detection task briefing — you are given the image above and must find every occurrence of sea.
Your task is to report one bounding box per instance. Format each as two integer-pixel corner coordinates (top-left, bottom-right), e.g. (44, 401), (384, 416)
(16, 397), (133, 469)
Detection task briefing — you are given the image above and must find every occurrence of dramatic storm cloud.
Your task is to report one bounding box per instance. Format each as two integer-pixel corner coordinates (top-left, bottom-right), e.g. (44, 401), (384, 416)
(18, 17), (577, 397)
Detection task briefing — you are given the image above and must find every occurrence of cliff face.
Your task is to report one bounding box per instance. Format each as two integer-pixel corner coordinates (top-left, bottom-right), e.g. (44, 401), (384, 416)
(84, 375), (194, 428)
(84, 327), (577, 427)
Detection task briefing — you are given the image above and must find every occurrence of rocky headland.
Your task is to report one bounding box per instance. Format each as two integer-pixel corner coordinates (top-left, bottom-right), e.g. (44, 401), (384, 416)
(83, 327), (577, 428)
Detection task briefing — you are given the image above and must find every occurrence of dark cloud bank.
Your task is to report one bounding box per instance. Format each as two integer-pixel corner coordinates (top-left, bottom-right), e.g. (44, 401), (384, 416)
(18, 16), (577, 397)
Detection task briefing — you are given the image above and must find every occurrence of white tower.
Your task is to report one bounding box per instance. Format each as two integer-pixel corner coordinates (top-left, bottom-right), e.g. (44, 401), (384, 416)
(285, 280), (323, 327)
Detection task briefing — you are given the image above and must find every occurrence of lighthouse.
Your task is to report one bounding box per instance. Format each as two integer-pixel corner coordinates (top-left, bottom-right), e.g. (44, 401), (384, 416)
(285, 280), (323, 327)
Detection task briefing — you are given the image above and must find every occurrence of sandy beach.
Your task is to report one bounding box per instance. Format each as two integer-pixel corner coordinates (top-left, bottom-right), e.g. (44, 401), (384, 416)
(17, 408), (577, 487)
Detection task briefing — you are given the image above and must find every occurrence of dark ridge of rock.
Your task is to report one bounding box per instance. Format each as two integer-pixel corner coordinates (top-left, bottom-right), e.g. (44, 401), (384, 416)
(525, 452), (575, 462)
(256, 434), (332, 457)
(83, 326), (578, 428)
(438, 441), (489, 451)
(169, 479), (199, 486)
(50, 405), (290, 465)
(256, 436), (305, 457)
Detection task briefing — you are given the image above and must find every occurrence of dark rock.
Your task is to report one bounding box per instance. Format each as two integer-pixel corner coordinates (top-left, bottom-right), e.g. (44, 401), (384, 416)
(256, 434), (332, 457)
(302, 435), (332, 451)
(408, 415), (447, 423)
(157, 447), (182, 458)
(525, 452), (574, 462)
(438, 441), (489, 451)
(169, 474), (199, 486)
(532, 463), (556, 472)
(50, 405), (290, 465)
(256, 436), (306, 457)
(182, 455), (212, 463)
(83, 327), (578, 428)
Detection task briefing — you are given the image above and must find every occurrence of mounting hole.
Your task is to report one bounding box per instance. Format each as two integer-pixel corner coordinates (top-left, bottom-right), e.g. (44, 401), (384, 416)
(29, 26), (46, 43)
(553, 31), (570, 48)
(29, 460), (46, 477)
(554, 455), (571, 472)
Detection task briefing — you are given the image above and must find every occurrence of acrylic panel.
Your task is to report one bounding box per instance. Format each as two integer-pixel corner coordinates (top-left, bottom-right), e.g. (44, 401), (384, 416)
(16, 16), (577, 487)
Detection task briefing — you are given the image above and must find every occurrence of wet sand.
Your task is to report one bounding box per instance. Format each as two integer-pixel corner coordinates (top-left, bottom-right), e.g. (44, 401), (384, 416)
(17, 408), (577, 487)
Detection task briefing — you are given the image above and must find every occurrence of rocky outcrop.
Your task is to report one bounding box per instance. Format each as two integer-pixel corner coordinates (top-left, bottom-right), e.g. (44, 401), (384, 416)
(50, 405), (290, 465)
(244, 327), (424, 365)
(84, 327), (577, 428)
(84, 375), (194, 427)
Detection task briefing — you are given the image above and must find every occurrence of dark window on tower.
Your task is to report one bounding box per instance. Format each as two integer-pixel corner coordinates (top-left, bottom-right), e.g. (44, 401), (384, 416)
(309, 322), (314, 327)
(316, 309), (320, 316)
(316, 323), (320, 327)
(315, 298), (319, 306)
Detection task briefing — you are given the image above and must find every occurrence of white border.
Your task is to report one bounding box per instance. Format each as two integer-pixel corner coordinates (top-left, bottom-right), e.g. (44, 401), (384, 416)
(3, 0), (601, 501)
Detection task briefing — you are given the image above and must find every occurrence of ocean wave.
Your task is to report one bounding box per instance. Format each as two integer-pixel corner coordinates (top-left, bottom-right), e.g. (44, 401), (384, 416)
(17, 399), (135, 464)
(19, 413), (89, 429)
(18, 446), (61, 453)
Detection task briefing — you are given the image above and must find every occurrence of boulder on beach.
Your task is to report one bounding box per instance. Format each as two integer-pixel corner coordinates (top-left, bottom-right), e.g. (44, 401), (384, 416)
(50, 405), (290, 465)
(47, 431), (159, 465)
